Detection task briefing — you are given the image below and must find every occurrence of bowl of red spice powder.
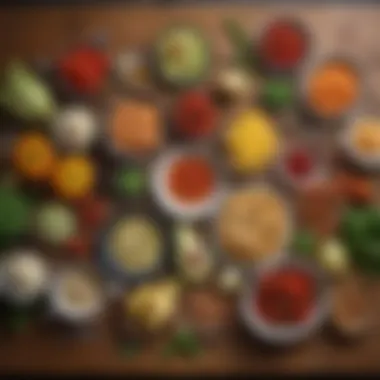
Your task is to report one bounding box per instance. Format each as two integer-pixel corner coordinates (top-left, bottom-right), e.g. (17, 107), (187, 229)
(150, 147), (226, 221)
(172, 90), (219, 141)
(258, 18), (310, 73)
(239, 257), (331, 346)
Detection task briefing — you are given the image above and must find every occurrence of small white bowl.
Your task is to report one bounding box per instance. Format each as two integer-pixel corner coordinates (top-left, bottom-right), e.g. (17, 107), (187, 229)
(340, 116), (380, 170)
(49, 268), (105, 325)
(277, 141), (330, 190)
(239, 257), (331, 346)
(150, 147), (226, 221)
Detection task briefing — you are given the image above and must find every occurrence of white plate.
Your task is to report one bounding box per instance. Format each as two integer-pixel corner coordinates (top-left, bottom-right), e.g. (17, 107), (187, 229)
(150, 147), (227, 221)
(340, 115), (380, 169)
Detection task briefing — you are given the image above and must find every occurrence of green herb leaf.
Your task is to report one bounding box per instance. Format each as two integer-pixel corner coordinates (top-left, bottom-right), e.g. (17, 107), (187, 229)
(222, 19), (256, 71)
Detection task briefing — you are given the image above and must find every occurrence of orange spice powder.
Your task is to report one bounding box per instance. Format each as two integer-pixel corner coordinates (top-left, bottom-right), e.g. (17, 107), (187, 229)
(307, 62), (359, 117)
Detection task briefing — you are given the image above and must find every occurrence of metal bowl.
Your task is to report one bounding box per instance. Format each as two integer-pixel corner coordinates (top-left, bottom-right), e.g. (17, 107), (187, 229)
(239, 257), (332, 346)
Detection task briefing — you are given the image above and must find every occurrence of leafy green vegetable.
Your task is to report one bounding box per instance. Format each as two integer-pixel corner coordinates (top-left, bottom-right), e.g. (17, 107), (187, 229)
(163, 328), (202, 358)
(222, 19), (256, 71)
(0, 61), (56, 121)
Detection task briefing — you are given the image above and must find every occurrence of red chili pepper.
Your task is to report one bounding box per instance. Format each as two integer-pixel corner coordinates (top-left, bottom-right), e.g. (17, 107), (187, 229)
(77, 196), (111, 230)
(58, 46), (110, 94)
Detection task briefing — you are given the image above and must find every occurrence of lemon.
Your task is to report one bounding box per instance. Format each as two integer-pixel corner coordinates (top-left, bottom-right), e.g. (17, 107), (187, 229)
(226, 109), (279, 173)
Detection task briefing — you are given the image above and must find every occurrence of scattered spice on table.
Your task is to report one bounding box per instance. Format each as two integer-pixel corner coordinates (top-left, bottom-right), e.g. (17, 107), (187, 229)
(174, 91), (218, 139)
(334, 172), (374, 205)
(168, 155), (216, 203)
(306, 61), (359, 118)
(58, 46), (110, 94)
(256, 267), (317, 324)
(259, 20), (307, 70)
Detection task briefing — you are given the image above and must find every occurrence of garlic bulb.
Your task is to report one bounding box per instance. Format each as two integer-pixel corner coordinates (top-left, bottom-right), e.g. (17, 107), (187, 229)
(2, 249), (48, 302)
(214, 67), (256, 102)
(52, 106), (97, 151)
(175, 224), (213, 284)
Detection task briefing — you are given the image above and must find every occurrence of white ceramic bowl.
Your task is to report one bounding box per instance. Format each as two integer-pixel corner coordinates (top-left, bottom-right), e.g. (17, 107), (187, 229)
(49, 268), (105, 325)
(150, 147), (226, 221)
(239, 257), (331, 346)
(340, 115), (380, 169)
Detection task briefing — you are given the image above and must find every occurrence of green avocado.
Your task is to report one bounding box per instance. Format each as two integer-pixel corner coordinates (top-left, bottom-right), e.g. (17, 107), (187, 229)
(155, 25), (210, 88)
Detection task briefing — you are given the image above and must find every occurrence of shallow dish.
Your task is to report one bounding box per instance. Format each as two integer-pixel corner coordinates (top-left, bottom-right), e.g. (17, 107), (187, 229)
(150, 147), (226, 221)
(49, 267), (105, 325)
(340, 115), (380, 170)
(212, 182), (293, 269)
(97, 214), (165, 284)
(239, 257), (331, 346)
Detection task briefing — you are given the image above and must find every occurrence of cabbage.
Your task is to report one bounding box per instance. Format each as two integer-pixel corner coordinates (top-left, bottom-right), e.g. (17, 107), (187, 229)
(0, 61), (56, 121)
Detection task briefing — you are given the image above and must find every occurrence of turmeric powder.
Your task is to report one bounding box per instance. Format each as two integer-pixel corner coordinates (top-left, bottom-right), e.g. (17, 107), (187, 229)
(307, 62), (359, 117)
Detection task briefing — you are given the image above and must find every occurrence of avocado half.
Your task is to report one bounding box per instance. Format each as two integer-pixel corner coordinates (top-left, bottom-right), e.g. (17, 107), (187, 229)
(153, 25), (211, 89)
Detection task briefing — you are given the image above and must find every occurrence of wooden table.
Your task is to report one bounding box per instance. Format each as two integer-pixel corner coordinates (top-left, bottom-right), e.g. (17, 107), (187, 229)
(1, 4), (380, 375)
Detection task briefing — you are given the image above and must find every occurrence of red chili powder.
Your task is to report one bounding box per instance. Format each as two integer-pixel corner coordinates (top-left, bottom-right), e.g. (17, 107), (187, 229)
(168, 156), (216, 203)
(58, 46), (110, 94)
(256, 268), (316, 324)
(174, 91), (217, 139)
(285, 148), (314, 178)
(260, 21), (307, 70)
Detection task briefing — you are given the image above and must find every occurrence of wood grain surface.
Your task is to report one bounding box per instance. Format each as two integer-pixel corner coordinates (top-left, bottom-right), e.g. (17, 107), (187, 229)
(1, 4), (380, 375)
